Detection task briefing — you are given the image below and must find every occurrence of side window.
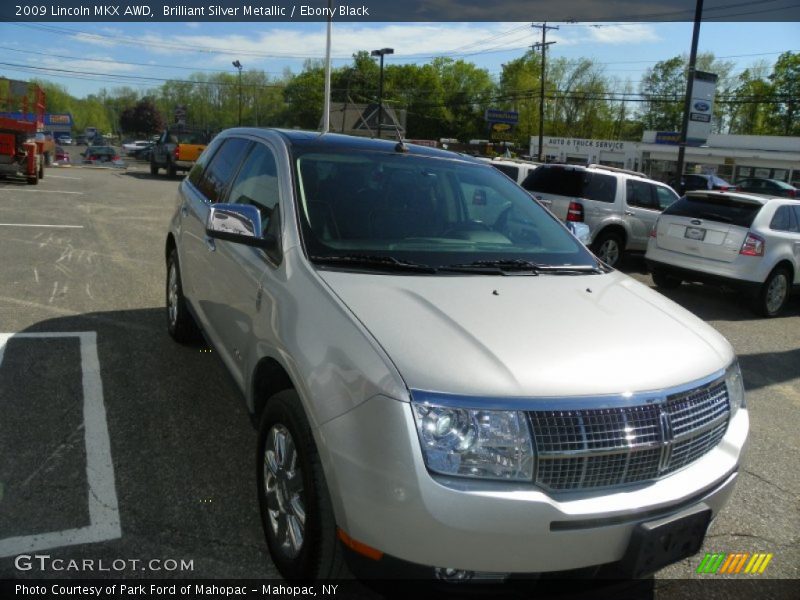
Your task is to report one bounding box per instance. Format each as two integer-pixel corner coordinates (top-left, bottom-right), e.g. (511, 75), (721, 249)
(492, 164), (519, 182)
(626, 180), (657, 209)
(226, 143), (281, 234)
(196, 138), (251, 203)
(770, 206), (800, 233)
(187, 137), (223, 188)
(582, 173), (616, 203)
(655, 185), (679, 210)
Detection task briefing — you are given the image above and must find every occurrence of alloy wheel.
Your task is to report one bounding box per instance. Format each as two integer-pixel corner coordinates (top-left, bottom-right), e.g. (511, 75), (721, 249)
(264, 424), (305, 559)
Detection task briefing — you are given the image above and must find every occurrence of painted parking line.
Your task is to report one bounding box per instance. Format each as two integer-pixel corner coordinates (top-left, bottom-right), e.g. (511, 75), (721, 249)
(0, 332), (121, 557)
(46, 175), (82, 180)
(0, 224), (84, 229)
(0, 189), (83, 195)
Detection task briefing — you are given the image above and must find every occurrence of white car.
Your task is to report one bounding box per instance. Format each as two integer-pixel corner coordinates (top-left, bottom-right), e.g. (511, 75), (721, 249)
(646, 191), (800, 317)
(122, 140), (151, 154)
(485, 157), (541, 186)
(165, 129), (748, 581)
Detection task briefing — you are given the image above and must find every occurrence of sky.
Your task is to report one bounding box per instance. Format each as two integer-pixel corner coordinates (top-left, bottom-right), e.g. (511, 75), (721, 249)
(0, 20), (797, 98)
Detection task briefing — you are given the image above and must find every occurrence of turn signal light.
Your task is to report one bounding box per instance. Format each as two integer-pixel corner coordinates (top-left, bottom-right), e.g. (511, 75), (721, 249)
(740, 232), (765, 256)
(337, 528), (384, 561)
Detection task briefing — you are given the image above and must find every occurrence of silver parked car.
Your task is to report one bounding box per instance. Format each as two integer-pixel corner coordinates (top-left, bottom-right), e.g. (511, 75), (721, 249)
(522, 163), (680, 267)
(165, 129), (748, 581)
(646, 191), (800, 317)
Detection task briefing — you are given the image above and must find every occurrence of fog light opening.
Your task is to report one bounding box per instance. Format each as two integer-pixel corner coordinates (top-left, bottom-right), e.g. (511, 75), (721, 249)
(434, 567), (474, 581)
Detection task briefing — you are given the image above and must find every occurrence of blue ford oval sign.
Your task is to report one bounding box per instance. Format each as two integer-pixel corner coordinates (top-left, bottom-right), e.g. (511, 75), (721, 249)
(693, 101), (711, 112)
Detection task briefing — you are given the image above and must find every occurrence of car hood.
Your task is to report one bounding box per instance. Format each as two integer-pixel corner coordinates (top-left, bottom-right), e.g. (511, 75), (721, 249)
(318, 270), (733, 398)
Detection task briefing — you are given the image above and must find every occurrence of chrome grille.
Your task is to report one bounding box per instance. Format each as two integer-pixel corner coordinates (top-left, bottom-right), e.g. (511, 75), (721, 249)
(530, 380), (730, 491)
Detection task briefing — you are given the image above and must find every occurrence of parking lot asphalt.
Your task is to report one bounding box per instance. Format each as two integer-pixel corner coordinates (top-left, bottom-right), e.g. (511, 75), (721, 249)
(0, 155), (797, 588)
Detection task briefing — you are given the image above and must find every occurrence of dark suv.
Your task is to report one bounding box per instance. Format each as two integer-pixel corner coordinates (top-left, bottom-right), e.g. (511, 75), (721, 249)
(672, 174), (735, 194)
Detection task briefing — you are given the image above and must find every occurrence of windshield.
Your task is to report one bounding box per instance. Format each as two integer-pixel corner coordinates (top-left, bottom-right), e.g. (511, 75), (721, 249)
(293, 149), (598, 271)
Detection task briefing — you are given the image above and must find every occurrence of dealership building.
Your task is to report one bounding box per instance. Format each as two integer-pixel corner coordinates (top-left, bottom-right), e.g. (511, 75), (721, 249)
(530, 132), (800, 187)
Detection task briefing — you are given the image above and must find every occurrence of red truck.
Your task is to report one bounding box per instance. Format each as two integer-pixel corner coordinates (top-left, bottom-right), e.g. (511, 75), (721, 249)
(0, 79), (52, 185)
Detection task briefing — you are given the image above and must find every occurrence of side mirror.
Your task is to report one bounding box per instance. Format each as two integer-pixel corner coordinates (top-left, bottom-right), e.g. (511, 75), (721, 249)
(566, 221), (591, 245)
(205, 203), (279, 254)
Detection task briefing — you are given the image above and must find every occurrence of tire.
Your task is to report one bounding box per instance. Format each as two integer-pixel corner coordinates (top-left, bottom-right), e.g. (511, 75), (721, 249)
(38, 158), (45, 180)
(167, 161), (177, 178)
(592, 231), (624, 268)
(166, 249), (201, 343)
(652, 270), (682, 290)
(150, 159), (159, 176)
(257, 390), (346, 581)
(753, 266), (791, 318)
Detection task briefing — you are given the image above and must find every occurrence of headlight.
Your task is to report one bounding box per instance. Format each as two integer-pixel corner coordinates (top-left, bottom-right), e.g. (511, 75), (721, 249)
(725, 360), (746, 417)
(411, 403), (534, 481)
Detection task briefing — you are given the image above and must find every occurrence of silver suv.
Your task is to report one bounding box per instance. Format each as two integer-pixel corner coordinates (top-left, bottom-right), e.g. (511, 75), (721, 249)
(166, 129), (747, 581)
(522, 164), (680, 267)
(646, 191), (800, 317)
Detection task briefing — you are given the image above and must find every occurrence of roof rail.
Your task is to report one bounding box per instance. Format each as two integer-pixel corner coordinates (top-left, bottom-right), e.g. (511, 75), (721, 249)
(492, 156), (543, 166)
(587, 163), (647, 178)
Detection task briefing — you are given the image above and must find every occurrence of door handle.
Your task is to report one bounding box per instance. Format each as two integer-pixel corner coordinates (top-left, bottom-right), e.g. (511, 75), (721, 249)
(624, 210), (634, 216)
(180, 203), (189, 217)
(204, 236), (216, 252)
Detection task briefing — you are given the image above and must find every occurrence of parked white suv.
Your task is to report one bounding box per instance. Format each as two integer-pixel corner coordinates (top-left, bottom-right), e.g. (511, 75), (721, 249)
(646, 191), (800, 317)
(166, 129), (747, 582)
(522, 163), (680, 267)
(486, 157), (541, 186)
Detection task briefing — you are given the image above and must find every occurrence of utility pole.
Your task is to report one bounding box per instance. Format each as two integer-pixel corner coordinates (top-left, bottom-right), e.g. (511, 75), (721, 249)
(531, 23), (557, 162)
(676, 0), (704, 192)
(232, 60), (243, 126)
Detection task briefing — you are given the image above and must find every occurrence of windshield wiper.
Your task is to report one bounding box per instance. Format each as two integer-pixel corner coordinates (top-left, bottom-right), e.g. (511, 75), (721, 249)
(309, 254), (437, 273)
(441, 259), (605, 275)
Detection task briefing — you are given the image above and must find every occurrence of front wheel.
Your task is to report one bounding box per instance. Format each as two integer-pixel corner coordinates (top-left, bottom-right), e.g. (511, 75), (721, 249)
(150, 160), (159, 175)
(166, 249), (201, 342)
(257, 391), (346, 580)
(753, 267), (791, 317)
(592, 231), (624, 268)
(167, 162), (177, 178)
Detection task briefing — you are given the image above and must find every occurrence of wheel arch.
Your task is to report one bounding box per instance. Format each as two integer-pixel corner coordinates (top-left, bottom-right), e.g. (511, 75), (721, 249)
(251, 356), (296, 420)
(769, 259), (795, 285)
(593, 223), (628, 248)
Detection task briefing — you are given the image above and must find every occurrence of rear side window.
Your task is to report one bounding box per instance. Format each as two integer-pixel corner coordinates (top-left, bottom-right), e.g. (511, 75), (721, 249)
(196, 138), (251, 203)
(522, 168), (616, 203)
(663, 195), (762, 228)
(770, 206), (799, 233)
(492, 164), (519, 181)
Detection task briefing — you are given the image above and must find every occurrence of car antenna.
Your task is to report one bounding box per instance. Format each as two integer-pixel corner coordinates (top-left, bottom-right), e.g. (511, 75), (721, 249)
(393, 124), (408, 153)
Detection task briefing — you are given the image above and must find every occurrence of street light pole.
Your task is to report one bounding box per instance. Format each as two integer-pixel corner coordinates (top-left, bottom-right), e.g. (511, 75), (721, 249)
(371, 48), (394, 139)
(232, 60), (243, 126)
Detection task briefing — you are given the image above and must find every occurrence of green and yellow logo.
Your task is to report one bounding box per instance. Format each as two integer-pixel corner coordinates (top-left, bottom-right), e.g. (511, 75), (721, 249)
(697, 552), (774, 575)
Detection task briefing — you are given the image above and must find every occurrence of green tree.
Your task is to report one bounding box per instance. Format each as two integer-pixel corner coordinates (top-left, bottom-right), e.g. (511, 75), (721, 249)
(119, 97), (165, 136)
(768, 51), (800, 135)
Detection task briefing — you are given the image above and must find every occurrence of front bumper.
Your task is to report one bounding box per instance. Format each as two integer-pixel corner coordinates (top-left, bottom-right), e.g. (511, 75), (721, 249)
(317, 395), (748, 574)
